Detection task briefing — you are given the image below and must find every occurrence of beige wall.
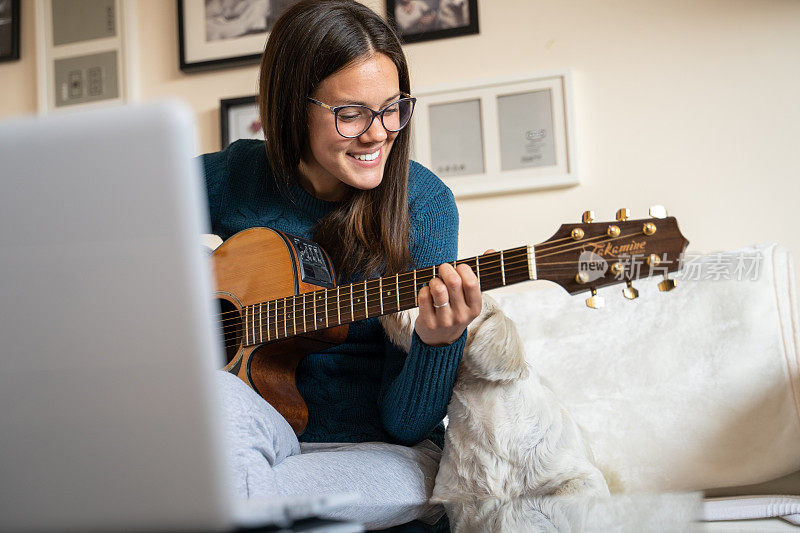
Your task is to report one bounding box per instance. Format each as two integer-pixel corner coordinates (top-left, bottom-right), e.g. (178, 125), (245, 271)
(0, 0), (37, 116)
(3, 0), (800, 291)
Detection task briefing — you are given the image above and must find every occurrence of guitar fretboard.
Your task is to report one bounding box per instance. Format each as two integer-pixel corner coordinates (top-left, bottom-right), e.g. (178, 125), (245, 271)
(238, 246), (533, 346)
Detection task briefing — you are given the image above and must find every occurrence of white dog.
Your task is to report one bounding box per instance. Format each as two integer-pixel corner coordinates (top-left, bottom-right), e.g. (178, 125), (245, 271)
(381, 295), (609, 531)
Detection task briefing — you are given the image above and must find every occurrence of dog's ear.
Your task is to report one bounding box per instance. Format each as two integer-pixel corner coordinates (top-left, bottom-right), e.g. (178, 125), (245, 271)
(463, 295), (530, 382)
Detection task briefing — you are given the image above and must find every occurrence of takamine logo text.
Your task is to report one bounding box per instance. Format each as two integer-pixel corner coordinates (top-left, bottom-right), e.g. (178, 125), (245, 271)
(586, 240), (647, 257)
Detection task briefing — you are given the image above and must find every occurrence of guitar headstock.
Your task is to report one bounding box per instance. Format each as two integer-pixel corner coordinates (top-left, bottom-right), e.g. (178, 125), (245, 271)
(534, 206), (689, 308)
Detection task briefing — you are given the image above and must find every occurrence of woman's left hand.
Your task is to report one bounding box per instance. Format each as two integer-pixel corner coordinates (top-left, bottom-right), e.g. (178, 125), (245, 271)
(414, 257), (485, 347)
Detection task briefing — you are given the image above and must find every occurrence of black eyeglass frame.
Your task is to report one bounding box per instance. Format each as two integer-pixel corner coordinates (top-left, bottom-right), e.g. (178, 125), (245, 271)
(307, 93), (417, 139)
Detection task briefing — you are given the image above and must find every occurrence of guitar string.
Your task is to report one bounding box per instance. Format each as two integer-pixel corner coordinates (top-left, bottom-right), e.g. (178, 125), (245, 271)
(217, 257), (681, 340)
(212, 251), (527, 324)
(214, 253), (539, 329)
(213, 228), (664, 326)
(213, 228), (653, 324)
(214, 226), (657, 324)
(215, 254), (678, 335)
(217, 256), (681, 349)
(217, 256), (681, 351)
(213, 232), (676, 334)
(210, 233), (585, 286)
(208, 237), (575, 286)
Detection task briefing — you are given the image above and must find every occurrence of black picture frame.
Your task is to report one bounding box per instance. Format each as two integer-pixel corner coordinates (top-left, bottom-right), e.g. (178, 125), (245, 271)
(0, 0), (20, 63)
(220, 95), (261, 149)
(386, 0), (478, 45)
(178, 0), (299, 73)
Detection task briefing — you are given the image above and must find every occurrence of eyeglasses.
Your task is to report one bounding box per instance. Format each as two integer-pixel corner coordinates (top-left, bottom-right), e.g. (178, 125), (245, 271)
(307, 93), (416, 138)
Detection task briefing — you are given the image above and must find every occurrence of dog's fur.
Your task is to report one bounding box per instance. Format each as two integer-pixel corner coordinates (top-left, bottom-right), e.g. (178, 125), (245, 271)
(381, 295), (608, 531)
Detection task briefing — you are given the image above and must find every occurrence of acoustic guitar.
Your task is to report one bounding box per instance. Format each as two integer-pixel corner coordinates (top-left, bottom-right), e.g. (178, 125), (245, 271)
(212, 206), (689, 434)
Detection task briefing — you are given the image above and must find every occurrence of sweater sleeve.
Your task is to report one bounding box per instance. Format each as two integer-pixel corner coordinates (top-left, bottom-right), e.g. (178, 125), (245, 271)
(379, 186), (467, 445)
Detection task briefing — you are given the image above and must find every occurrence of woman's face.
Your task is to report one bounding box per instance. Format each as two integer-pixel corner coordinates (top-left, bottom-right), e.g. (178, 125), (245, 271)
(299, 53), (402, 201)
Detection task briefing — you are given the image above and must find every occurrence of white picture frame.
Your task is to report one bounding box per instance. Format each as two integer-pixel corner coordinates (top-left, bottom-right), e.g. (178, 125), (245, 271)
(34, 0), (138, 114)
(411, 70), (577, 198)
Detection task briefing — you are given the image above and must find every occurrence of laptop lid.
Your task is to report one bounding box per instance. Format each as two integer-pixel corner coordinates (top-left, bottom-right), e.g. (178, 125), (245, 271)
(0, 102), (231, 532)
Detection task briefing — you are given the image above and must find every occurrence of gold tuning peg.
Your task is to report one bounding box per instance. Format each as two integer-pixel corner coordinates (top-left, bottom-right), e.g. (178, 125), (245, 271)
(586, 288), (605, 309)
(615, 208), (630, 221)
(658, 274), (676, 292)
(582, 210), (595, 224)
(649, 205), (667, 219)
(622, 280), (639, 300)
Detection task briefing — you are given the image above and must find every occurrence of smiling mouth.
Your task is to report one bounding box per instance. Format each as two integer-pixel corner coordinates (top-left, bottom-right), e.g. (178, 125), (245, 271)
(349, 148), (381, 162)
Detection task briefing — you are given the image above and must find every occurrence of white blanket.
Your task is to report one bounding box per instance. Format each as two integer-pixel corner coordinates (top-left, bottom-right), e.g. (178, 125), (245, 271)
(494, 243), (800, 493)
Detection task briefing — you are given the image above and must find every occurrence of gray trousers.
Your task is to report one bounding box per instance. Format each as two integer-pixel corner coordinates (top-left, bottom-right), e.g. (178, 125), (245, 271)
(216, 371), (445, 529)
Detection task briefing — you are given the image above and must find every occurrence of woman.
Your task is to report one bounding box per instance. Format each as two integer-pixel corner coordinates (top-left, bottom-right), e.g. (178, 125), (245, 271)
(201, 1), (480, 529)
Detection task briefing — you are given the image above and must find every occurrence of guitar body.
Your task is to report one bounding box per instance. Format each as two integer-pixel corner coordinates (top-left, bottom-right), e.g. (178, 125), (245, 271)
(211, 227), (348, 435)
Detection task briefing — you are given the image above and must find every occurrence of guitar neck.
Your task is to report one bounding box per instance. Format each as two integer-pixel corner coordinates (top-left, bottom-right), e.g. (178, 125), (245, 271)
(240, 246), (534, 346)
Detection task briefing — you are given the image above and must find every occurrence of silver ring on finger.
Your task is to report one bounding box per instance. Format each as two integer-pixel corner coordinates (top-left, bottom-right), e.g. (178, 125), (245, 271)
(433, 301), (450, 309)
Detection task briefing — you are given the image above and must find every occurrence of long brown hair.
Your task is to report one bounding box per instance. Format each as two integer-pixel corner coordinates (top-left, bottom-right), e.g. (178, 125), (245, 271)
(259, 0), (412, 282)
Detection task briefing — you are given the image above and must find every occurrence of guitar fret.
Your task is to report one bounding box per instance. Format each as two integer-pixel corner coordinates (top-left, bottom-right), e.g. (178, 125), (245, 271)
(476, 255), (481, 290)
(337, 287), (341, 325)
(379, 278), (384, 315)
(302, 293), (307, 333)
(320, 293), (325, 328)
(413, 269), (417, 306)
(501, 250), (506, 286)
(395, 274), (400, 310)
(323, 291), (331, 329)
(242, 306), (247, 346)
(249, 306), (254, 345)
(504, 246), (532, 286)
(348, 284), (354, 321)
(481, 252), (503, 290)
(363, 280), (368, 318)
(292, 296), (297, 335)
(322, 291), (327, 328)
(314, 290), (328, 328)
(243, 306), (248, 345)
(283, 297), (288, 339)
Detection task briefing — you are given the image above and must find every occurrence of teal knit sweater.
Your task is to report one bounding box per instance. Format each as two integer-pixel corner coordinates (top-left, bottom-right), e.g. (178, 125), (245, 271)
(200, 139), (466, 447)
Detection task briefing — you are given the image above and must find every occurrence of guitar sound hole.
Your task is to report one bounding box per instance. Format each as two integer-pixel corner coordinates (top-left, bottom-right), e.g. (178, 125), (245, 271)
(216, 298), (242, 365)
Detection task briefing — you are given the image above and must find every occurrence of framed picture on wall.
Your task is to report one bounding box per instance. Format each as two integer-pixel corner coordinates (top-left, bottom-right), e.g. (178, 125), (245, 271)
(178, 0), (300, 73)
(34, 0), (135, 113)
(386, 0), (478, 44)
(220, 95), (263, 149)
(428, 98), (485, 178)
(0, 0), (20, 62)
(411, 70), (577, 198)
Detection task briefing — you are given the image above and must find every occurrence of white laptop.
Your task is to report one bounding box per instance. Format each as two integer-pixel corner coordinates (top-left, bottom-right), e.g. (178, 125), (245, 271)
(0, 102), (359, 532)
